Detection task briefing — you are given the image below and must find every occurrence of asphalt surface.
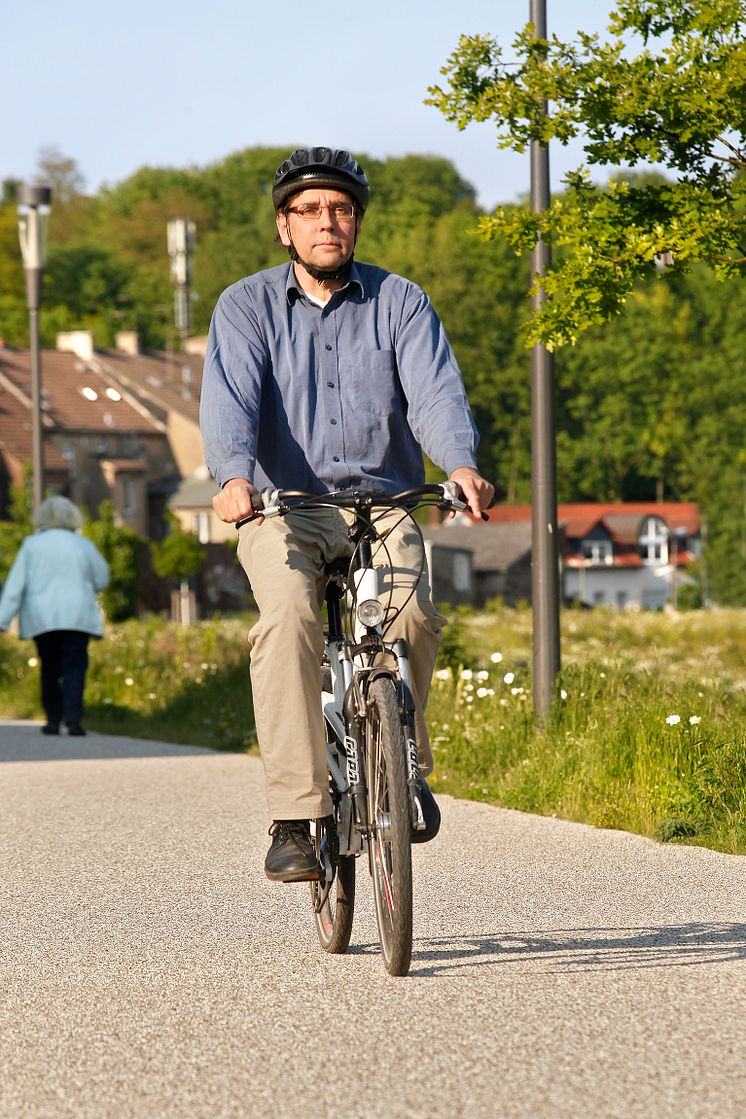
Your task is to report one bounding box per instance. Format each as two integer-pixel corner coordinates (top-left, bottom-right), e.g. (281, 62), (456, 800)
(2, 718), (745, 1119)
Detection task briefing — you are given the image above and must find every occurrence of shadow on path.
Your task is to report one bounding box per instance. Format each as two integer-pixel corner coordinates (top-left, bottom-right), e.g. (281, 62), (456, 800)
(398, 922), (746, 977)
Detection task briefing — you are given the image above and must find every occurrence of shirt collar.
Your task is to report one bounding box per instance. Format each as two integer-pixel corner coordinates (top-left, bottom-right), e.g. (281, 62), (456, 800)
(285, 260), (366, 304)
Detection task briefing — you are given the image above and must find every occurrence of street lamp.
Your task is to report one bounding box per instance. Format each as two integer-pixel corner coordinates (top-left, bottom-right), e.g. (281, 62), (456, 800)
(530, 0), (561, 719)
(669, 526), (688, 610)
(17, 184), (52, 509)
(167, 218), (196, 349)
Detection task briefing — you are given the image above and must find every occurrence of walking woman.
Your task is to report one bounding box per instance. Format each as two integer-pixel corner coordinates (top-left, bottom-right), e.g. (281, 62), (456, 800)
(0, 496), (109, 735)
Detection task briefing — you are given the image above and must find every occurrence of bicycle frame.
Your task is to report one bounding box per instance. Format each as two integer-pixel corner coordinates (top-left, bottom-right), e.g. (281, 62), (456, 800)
(318, 514), (425, 883)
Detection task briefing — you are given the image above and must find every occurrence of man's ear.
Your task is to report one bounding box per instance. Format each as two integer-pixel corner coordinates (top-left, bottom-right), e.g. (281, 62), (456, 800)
(276, 211), (291, 248)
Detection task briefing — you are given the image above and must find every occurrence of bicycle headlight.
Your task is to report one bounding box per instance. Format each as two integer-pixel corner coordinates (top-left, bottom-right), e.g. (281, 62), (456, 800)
(357, 598), (385, 628)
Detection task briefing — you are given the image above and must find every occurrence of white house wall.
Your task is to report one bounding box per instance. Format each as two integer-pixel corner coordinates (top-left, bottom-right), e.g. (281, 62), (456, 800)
(564, 563), (676, 610)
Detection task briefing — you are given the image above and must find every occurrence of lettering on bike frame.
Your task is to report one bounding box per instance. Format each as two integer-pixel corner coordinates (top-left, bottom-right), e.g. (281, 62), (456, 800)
(344, 734), (360, 786)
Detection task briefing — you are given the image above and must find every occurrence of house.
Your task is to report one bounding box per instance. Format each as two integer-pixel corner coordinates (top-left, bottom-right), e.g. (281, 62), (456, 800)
(421, 517), (533, 606)
(485, 503), (702, 610)
(0, 344), (176, 536)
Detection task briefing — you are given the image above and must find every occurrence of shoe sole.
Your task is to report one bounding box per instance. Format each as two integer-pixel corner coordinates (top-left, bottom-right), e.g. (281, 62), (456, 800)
(265, 866), (322, 883)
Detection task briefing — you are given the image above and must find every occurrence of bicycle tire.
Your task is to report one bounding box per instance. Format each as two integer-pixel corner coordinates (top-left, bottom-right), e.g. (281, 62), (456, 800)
(365, 676), (413, 976)
(311, 851), (356, 954)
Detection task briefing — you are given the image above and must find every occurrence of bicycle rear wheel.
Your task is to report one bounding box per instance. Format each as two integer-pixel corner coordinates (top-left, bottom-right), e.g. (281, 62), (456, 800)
(366, 676), (413, 976)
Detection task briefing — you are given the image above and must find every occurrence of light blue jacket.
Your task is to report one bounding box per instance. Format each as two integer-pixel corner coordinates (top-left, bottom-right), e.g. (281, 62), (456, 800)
(0, 528), (109, 639)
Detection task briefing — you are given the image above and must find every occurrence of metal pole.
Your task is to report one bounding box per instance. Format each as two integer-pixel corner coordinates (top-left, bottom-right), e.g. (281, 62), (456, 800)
(28, 305), (44, 509)
(530, 0), (561, 718)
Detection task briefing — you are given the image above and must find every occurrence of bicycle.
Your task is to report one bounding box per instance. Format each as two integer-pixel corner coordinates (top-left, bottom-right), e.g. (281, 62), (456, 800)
(240, 481), (469, 976)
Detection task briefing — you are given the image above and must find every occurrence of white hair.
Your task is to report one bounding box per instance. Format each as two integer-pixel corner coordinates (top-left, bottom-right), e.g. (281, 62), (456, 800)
(33, 495), (84, 531)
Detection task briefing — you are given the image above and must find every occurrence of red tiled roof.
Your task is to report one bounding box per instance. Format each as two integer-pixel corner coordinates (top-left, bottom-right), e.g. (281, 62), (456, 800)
(486, 502), (701, 535)
(0, 384), (69, 478)
(96, 349), (202, 423)
(0, 350), (162, 434)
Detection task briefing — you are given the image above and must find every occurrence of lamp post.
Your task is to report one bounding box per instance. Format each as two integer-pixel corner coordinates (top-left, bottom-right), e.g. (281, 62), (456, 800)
(669, 526), (688, 610)
(530, 0), (561, 719)
(167, 218), (196, 349)
(17, 184), (52, 509)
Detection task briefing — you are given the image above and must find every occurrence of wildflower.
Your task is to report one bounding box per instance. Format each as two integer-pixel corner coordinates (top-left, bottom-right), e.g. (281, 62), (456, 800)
(503, 671), (515, 685)
(600, 672), (606, 679)
(560, 689), (568, 700)
(460, 669), (474, 680)
(490, 652), (503, 664)
(124, 677), (134, 687)
(27, 657), (38, 668)
(476, 687), (494, 698)
(689, 715), (701, 725)
(147, 693), (157, 700)
(434, 669), (451, 682)
(476, 670), (489, 681)
(511, 686), (525, 696)
(665, 713), (681, 726)
(465, 694), (474, 703)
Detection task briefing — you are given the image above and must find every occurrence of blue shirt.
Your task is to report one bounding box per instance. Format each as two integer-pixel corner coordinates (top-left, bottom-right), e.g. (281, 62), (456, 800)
(200, 260), (479, 494)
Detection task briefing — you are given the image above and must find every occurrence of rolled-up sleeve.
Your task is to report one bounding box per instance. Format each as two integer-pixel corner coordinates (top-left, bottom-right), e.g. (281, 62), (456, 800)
(200, 286), (268, 488)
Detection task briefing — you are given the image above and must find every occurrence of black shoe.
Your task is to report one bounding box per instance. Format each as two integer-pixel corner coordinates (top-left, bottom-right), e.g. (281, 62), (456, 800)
(41, 723), (59, 736)
(411, 778), (441, 844)
(265, 820), (321, 882)
(67, 723), (87, 737)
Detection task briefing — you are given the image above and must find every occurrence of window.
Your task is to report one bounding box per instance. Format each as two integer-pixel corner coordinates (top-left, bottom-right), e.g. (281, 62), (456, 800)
(581, 539), (611, 564)
(192, 513), (210, 544)
(639, 517), (668, 565)
(122, 478), (135, 517)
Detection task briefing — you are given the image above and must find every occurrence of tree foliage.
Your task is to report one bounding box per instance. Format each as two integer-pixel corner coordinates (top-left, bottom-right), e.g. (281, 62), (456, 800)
(1, 139), (745, 601)
(83, 502), (144, 622)
(150, 515), (204, 582)
(428, 0), (746, 348)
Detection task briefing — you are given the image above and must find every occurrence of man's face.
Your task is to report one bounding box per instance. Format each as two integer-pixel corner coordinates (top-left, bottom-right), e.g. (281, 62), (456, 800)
(276, 187), (359, 273)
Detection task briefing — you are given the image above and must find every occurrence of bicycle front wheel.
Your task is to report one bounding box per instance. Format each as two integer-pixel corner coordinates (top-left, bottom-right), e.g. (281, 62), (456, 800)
(365, 676), (413, 976)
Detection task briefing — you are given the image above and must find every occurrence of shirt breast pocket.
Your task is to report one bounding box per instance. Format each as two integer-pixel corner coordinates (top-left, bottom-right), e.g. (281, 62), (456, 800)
(341, 350), (401, 415)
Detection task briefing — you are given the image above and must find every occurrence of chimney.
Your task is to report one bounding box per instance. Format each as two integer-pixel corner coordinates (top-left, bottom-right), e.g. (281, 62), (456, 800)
(56, 331), (94, 361)
(183, 335), (207, 357)
(115, 331), (140, 356)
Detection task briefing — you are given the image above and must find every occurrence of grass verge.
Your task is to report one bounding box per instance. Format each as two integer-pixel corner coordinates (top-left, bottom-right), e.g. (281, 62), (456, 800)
(1, 604), (744, 854)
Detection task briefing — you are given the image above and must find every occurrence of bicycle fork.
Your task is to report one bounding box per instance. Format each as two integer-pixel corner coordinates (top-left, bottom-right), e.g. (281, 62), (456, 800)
(391, 638), (426, 834)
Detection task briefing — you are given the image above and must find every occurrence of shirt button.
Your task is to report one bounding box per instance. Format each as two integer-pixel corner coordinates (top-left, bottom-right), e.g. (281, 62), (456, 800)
(327, 381), (335, 388)
(330, 418), (337, 425)
(325, 344), (332, 351)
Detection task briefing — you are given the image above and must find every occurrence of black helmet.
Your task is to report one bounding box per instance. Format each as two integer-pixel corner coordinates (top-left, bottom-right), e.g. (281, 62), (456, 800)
(272, 147), (370, 212)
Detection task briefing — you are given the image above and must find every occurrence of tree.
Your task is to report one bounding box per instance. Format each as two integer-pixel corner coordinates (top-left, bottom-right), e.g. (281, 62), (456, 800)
(428, 0), (746, 349)
(150, 514), (204, 625)
(83, 502), (144, 622)
(0, 466), (34, 583)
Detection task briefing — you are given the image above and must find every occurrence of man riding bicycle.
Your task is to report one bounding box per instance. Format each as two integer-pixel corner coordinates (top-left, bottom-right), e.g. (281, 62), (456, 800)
(200, 146), (494, 883)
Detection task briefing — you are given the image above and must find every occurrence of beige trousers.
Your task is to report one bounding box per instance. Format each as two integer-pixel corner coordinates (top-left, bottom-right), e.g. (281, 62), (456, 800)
(237, 507), (445, 820)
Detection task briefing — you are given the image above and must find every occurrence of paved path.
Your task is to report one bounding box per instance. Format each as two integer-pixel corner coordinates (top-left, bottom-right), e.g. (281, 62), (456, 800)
(2, 719), (745, 1119)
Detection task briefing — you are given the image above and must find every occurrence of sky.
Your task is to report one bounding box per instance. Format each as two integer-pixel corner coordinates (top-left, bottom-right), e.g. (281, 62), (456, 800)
(6, 0), (616, 211)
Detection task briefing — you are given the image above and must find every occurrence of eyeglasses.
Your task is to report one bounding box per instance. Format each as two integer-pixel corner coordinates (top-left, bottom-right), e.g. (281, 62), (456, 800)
(286, 201), (356, 224)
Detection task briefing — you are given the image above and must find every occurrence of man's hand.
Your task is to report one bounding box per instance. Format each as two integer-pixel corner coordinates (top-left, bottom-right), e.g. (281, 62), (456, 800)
(212, 478), (260, 524)
(449, 466), (495, 518)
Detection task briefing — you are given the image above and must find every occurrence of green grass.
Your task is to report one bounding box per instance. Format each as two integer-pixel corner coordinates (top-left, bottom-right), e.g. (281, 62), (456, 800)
(1, 604), (745, 854)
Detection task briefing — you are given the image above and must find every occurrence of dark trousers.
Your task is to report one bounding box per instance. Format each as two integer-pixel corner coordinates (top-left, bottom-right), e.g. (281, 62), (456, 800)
(33, 630), (90, 727)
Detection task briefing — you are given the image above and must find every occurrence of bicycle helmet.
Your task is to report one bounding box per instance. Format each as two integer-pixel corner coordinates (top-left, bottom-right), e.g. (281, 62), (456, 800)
(272, 147), (370, 211)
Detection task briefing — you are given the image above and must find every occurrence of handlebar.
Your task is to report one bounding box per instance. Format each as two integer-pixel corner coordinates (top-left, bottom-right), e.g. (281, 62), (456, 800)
(235, 481), (482, 529)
